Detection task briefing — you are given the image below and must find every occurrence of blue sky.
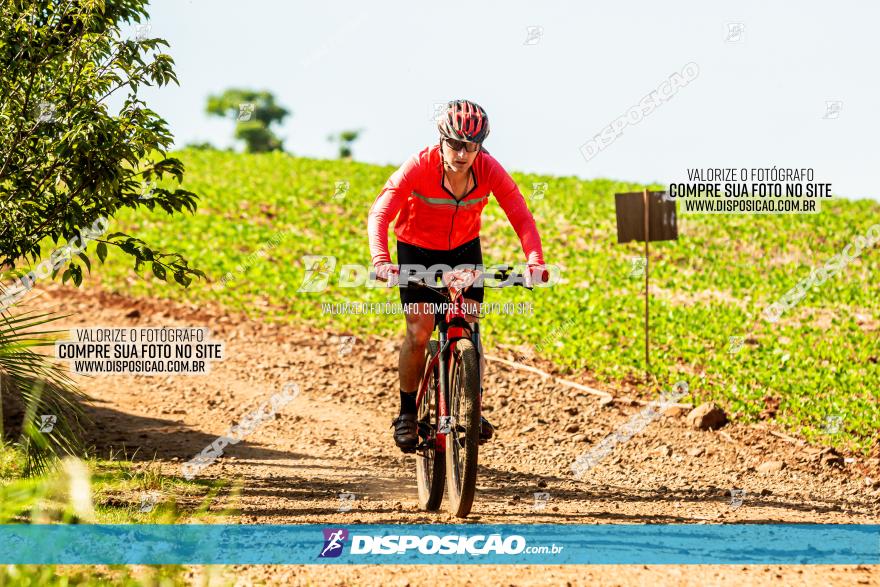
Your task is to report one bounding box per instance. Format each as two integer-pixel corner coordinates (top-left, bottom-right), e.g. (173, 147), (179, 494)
(134, 0), (880, 200)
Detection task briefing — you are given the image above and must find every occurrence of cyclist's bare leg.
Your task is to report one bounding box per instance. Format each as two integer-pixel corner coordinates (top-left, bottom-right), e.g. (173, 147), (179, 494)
(399, 303), (435, 393)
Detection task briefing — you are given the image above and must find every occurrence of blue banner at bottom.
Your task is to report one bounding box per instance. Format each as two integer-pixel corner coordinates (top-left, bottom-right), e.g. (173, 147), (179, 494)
(1, 524), (878, 565)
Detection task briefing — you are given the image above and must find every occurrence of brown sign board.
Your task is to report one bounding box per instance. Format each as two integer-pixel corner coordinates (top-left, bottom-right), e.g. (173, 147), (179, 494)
(614, 191), (678, 244)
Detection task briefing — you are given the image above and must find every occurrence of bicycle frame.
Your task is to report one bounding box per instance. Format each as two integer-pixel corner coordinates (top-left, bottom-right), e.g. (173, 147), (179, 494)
(415, 290), (481, 454)
(390, 265), (528, 457)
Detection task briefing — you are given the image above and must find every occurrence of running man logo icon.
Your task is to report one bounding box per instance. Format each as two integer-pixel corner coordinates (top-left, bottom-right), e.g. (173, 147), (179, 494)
(523, 25), (544, 45)
(728, 335), (744, 355)
(337, 492), (356, 511)
(238, 103), (255, 122)
(134, 22), (152, 42)
(533, 492), (550, 510)
(530, 182), (547, 201)
(139, 492), (159, 513)
(337, 335), (355, 357)
(824, 415), (843, 434)
(333, 181), (349, 201)
(823, 100), (843, 120)
(38, 415), (57, 433)
(318, 528), (349, 558)
(139, 180), (156, 200)
(438, 415), (455, 434)
(36, 101), (57, 124)
(730, 488), (745, 510)
(629, 256), (646, 278)
(298, 255), (337, 292)
(725, 23), (744, 43)
(430, 102), (447, 123)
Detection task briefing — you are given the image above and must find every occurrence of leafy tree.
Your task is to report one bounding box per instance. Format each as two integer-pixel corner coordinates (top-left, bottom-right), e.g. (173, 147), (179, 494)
(0, 0), (204, 472)
(206, 89), (289, 153)
(327, 129), (362, 159)
(0, 0), (204, 287)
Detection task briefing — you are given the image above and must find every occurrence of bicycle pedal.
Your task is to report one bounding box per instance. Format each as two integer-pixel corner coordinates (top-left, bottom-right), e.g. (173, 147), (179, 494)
(417, 421), (433, 438)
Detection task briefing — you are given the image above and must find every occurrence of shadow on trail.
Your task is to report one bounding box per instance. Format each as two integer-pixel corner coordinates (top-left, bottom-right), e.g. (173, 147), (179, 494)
(234, 451), (877, 522)
(81, 397), (295, 463)
(475, 462), (877, 520)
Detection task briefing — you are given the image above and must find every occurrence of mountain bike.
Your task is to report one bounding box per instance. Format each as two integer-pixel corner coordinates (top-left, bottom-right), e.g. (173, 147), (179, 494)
(376, 265), (531, 517)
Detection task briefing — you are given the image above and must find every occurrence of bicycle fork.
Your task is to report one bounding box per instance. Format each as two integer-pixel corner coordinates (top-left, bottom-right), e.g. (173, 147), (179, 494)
(434, 321), (483, 442)
(471, 322), (483, 390)
(432, 329), (450, 449)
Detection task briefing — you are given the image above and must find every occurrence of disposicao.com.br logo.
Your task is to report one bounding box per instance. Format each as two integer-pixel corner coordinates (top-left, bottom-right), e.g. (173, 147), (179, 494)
(317, 528), (563, 558)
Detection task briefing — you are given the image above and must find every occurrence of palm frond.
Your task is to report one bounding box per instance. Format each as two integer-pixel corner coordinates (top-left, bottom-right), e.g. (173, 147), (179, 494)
(0, 287), (90, 476)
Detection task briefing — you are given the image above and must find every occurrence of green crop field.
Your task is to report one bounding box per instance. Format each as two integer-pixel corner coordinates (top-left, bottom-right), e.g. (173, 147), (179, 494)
(80, 149), (880, 453)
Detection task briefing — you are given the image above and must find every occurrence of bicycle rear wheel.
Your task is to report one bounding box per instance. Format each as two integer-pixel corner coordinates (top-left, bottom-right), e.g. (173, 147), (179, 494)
(444, 338), (480, 517)
(416, 340), (445, 511)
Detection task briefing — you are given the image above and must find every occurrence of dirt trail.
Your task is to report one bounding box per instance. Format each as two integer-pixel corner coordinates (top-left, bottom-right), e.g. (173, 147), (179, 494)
(25, 284), (880, 586)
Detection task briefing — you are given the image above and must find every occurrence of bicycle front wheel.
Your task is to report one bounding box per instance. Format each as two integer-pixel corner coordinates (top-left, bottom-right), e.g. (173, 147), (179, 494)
(444, 338), (480, 517)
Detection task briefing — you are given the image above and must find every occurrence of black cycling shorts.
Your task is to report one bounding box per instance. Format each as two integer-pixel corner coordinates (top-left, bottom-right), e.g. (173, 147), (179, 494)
(396, 237), (484, 307)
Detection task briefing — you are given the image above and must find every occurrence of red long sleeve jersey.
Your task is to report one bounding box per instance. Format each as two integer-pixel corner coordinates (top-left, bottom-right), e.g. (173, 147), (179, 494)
(368, 144), (546, 267)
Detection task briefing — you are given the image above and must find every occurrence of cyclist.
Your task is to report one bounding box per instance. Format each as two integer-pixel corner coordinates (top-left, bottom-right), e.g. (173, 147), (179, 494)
(368, 99), (549, 452)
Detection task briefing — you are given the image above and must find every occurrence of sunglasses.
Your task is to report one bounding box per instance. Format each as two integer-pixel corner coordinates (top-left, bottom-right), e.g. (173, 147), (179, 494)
(443, 138), (480, 153)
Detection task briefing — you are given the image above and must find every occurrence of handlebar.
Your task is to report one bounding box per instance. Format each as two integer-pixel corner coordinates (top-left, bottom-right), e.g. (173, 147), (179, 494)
(369, 265), (534, 290)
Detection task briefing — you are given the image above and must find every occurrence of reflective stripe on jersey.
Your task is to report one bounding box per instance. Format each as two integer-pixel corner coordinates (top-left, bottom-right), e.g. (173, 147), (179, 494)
(412, 191), (489, 208)
(368, 144), (545, 267)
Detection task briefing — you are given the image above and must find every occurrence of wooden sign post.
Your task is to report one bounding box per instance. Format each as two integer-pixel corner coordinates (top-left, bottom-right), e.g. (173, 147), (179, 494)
(614, 190), (678, 383)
